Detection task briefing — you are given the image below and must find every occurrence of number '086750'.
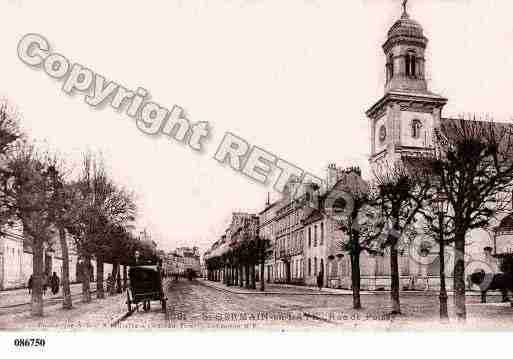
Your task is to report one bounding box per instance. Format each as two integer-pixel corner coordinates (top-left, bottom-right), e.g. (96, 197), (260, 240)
(14, 338), (46, 347)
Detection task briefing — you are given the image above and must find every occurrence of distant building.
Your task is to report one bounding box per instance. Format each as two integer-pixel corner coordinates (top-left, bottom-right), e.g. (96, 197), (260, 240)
(163, 246), (200, 276)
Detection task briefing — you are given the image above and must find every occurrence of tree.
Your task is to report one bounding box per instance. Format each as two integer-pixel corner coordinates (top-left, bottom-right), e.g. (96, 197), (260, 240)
(46, 159), (74, 309)
(66, 152), (113, 302)
(327, 168), (379, 310)
(1, 143), (55, 316)
(257, 235), (272, 291)
(98, 186), (136, 296)
(0, 100), (23, 227)
(373, 162), (432, 315)
(431, 117), (513, 320)
(106, 224), (138, 293)
(419, 193), (454, 320)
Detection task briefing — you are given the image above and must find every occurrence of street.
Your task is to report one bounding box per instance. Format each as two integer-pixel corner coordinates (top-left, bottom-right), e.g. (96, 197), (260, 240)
(2, 278), (513, 329)
(116, 279), (513, 330)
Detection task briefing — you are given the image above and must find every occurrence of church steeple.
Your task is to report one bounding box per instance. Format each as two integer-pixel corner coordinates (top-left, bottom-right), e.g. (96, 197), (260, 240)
(383, 2), (428, 94)
(366, 2), (447, 169)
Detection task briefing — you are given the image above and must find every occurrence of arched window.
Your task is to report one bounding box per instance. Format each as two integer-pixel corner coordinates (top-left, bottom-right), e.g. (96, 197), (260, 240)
(412, 119), (422, 139)
(320, 222), (324, 246)
(405, 50), (417, 77)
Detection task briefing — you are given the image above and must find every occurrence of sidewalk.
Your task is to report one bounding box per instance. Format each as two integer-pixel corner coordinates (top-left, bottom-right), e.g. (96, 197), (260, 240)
(0, 282), (99, 308)
(199, 279), (501, 297)
(0, 291), (128, 329)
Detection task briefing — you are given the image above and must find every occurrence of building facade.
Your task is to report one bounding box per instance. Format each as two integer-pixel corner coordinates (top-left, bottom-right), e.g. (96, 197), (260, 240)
(202, 5), (511, 291)
(0, 224), (113, 290)
(252, 5), (508, 291)
(164, 246), (201, 277)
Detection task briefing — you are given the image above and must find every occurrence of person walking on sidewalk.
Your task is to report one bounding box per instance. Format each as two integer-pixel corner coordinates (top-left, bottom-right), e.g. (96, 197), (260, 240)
(42, 273), (49, 296)
(27, 274), (33, 294)
(50, 272), (60, 295)
(317, 271), (323, 291)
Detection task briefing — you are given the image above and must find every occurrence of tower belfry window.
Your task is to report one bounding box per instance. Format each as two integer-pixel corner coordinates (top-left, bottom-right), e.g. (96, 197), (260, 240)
(386, 54), (394, 82)
(405, 51), (417, 77)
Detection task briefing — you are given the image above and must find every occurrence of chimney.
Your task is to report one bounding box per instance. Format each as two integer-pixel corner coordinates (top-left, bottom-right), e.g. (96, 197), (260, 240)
(327, 163), (338, 189)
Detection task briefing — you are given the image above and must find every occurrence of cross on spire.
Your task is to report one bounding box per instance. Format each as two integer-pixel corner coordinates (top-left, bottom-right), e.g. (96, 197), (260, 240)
(402, 0), (408, 14)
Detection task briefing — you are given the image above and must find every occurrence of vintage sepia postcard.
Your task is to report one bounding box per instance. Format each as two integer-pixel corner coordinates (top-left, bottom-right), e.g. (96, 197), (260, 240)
(1, 0), (513, 354)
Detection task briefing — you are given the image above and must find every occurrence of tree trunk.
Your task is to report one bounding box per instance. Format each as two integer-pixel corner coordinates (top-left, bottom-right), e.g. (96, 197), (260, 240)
(96, 258), (105, 299)
(31, 239), (44, 316)
(260, 260), (265, 292)
(81, 256), (92, 303)
(251, 265), (256, 289)
(245, 264), (250, 288)
(390, 245), (401, 314)
(453, 233), (466, 321)
(122, 265), (128, 291)
(110, 262), (118, 295)
(116, 264), (122, 293)
(58, 226), (72, 309)
(439, 238), (449, 321)
(350, 250), (362, 310)
(226, 267), (230, 286)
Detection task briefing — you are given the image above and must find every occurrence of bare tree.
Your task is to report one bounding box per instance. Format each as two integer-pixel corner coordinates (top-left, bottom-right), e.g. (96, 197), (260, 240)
(66, 152), (111, 302)
(327, 168), (381, 310)
(373, 161), (432, 315)
(46, 157), (74, 309)
(432, 117), (513, 320)
(419, 192), (454, 320)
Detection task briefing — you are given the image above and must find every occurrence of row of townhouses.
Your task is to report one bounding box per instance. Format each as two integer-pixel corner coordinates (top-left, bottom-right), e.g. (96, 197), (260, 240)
(163, 246), (201, 277)
(203, 6), (513, 290)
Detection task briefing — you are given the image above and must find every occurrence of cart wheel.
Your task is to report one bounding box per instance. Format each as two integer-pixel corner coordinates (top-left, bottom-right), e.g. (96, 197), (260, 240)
(126, 291), (132, 312)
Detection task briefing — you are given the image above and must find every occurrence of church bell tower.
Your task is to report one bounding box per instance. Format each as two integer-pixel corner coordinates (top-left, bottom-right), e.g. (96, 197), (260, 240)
(366, 1), (448, 169)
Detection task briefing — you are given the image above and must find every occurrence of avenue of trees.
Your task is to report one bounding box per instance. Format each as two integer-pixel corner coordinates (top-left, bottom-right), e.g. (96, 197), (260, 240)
(205, 233), (272, 292)
(0, 99), (148, 316)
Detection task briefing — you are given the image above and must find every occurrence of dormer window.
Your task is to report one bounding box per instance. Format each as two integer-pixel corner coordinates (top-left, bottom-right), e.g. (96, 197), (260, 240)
(405, 50), (417, 77)
(412, 119), (422, 139)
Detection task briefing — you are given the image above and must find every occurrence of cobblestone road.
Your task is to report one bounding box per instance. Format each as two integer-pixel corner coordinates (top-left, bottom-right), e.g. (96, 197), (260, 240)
(117, 279), (513, 330)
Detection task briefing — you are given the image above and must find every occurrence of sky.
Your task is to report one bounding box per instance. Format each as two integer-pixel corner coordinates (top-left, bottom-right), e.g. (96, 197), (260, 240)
(1, 0), (512, 254)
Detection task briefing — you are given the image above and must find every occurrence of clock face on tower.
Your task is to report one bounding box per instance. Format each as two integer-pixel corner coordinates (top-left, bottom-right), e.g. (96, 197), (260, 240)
(379, 125), (387, 142)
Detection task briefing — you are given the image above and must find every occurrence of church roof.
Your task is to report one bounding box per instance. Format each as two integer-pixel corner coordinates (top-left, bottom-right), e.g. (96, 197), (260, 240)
(383, 8), (428, 53)
(387, 11), (424, 40)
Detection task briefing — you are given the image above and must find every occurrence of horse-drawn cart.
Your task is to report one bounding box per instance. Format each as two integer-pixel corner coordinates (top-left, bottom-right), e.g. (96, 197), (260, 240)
(127, 265), (167, 313)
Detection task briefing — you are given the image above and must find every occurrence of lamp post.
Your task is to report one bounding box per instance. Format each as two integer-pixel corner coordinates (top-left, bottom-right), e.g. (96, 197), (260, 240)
(433, 194), (449, 321)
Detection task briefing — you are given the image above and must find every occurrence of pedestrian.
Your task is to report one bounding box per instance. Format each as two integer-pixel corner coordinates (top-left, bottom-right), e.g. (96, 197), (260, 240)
(50, 272), (60, 295)
(317, 271), (323, 291)
(42, 273), (49, 296)
(107, 273), (114, 294)
(27, 274), (33, 295)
